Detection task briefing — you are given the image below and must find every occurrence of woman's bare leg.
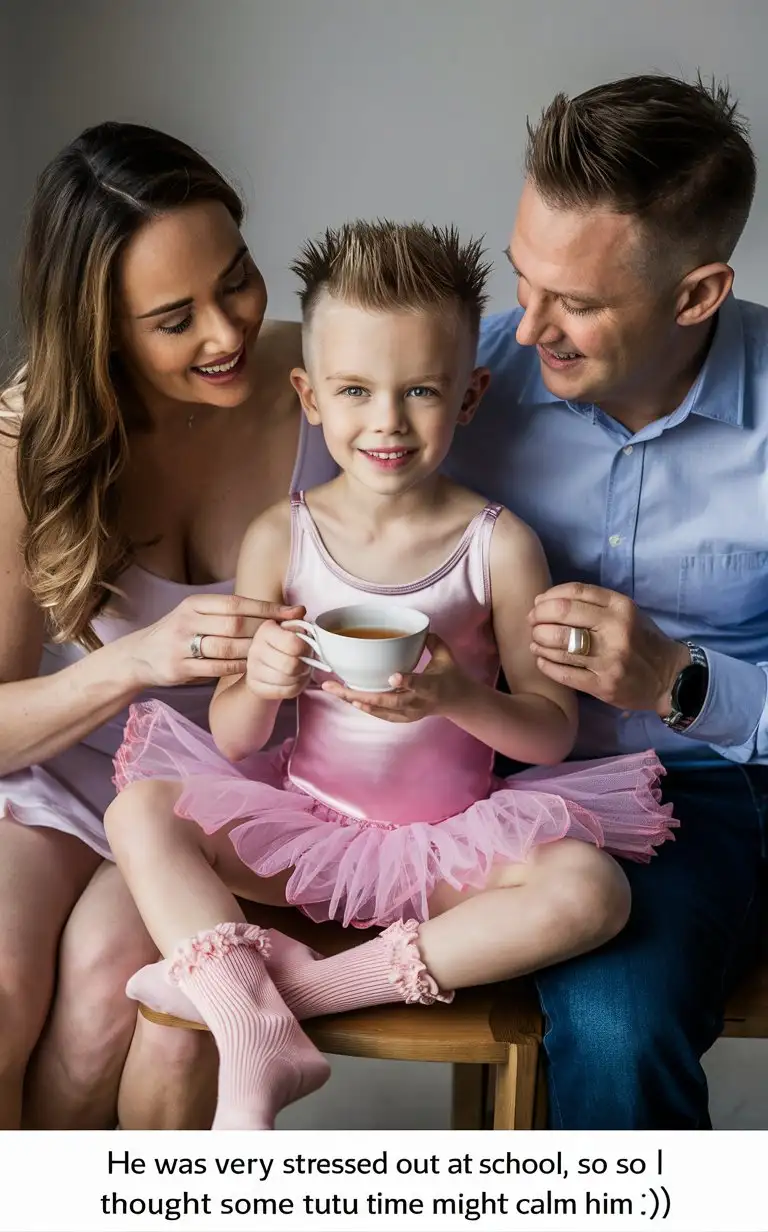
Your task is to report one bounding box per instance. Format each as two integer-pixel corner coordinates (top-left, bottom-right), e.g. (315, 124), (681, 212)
(23, 860), (223, 1130)
(118, 1013), (218, 1130)
(0, 819), (100, 1128)
(25, 862), (157, 1127)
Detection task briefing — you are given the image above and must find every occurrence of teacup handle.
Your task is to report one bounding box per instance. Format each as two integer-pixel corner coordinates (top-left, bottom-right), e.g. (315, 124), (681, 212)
(281, 618), (334, 674)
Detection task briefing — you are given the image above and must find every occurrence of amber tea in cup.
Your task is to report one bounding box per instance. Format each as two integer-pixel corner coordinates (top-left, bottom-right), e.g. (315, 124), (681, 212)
(282, 603), (430, 691)
(333, 626), (404, 640)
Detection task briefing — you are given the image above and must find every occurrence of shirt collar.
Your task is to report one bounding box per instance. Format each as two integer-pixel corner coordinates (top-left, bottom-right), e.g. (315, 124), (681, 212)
(518, 293), (746, 430)
(678, 292), (745, 427)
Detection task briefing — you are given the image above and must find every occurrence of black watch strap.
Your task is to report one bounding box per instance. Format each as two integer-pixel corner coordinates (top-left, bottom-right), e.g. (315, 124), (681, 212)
(661, 641), (709, 732)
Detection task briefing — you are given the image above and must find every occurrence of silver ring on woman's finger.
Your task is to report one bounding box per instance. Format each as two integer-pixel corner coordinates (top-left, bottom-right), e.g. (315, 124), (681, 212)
(190, 633), (206, 660)
(567, 626), (591, 656)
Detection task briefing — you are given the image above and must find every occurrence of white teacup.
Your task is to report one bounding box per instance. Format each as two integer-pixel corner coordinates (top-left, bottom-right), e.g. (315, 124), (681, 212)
(283, 603), (430, 692)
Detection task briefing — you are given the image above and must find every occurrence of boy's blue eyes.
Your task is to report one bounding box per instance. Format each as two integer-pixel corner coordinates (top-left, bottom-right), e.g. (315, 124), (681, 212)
(339, 386), (440, 398)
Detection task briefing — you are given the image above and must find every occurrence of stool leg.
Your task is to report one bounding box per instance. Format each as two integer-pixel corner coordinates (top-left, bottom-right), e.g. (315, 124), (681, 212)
(533, 1054), (548, 1128)
(451, 1064), (488, 1129)
(492, 1041), (539, 1130)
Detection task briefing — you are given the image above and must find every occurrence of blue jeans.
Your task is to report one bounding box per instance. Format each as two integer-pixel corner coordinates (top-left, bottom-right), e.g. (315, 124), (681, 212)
(535, 763), (767, 1128)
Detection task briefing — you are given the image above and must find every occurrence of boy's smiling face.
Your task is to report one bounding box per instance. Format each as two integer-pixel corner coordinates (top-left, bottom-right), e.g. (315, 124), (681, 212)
(291, 292), (489, 495)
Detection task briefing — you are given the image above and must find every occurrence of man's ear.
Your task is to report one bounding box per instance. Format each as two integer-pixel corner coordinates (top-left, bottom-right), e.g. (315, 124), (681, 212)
(675, 263), (733, 327)
(290, 368), (321, 424)
(457, 366), (491, 425)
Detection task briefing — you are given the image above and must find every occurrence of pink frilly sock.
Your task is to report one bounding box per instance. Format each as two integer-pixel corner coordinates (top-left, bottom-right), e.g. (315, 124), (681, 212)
(165, 923), (330, 1130)
(270, 919), (454, 1016)
(128, 920), (452, 1028)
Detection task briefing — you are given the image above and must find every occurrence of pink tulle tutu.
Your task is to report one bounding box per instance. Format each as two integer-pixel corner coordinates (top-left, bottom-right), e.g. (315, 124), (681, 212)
(114, 700), (677, 929)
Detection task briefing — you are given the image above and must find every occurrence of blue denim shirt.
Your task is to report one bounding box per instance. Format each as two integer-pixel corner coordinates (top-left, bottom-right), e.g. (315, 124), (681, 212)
(445, 294), (768, 764)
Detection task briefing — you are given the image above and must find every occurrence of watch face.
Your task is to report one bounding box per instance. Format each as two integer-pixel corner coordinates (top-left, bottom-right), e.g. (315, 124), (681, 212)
(675, 663), (708, 719)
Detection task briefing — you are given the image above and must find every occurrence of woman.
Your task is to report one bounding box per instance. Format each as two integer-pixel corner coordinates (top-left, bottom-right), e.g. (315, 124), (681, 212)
(0, 121), (335, 1129)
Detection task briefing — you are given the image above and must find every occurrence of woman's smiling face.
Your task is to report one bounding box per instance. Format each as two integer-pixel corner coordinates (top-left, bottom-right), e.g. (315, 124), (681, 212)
(116, 199), (267, 411)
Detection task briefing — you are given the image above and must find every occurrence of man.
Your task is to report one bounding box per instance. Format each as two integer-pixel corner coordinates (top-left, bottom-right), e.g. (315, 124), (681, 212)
(446, 73), (767, 1128)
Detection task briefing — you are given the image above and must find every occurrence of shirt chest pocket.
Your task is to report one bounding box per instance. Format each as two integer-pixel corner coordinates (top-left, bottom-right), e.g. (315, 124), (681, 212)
(678, 551), (768, 627)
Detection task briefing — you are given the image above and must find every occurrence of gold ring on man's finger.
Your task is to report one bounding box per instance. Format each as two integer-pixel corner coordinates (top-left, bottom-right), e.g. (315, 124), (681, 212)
(566, 626), (591, 656)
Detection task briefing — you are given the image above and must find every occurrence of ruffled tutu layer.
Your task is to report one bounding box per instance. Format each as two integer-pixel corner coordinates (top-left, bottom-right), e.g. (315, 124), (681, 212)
(115, 700), (677, 928)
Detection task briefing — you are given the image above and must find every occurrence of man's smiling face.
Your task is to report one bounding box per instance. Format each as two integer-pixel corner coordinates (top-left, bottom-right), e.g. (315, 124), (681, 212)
(509, 180), (681, 408)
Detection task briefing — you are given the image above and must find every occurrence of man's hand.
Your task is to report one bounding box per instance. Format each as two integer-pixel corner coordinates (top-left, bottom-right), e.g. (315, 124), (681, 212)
(529, 582), (690, 716)
(321, 634), (466, 722)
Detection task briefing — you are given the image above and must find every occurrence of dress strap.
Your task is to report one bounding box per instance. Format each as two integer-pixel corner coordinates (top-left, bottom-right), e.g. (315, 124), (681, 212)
(471, 502), (504, 607)
(285, 491), (310, 593)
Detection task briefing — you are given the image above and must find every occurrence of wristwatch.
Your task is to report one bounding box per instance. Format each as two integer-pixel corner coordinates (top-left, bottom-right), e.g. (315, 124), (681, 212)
(661, 641), (709, 732)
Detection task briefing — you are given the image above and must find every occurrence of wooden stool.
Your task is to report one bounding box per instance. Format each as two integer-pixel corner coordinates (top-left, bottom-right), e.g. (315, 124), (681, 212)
(140, 905), (768, 1129)
(138, 904), (546, 1130)
(721, 957), (768, 1038)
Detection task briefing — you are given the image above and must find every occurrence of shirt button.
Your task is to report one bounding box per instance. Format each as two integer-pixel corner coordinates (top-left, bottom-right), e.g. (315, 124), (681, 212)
(609, 534), (622, 547)
(621, 711), (631, 719)
(623, 445), (633, 456)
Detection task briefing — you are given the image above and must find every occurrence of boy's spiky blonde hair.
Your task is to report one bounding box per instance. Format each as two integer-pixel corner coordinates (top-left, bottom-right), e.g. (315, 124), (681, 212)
(291, 220), (490, 334)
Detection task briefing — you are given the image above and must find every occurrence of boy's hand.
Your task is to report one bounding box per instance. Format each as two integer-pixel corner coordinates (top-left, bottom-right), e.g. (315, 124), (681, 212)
(321, 634), (467, 722)
(245, 618), (311, 700)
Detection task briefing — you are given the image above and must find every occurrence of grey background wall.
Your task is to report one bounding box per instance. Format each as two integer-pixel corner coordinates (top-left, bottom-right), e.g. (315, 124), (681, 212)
(2, 0), (768, 343)
(2, 0), (767, 1127)
(0, 3), (24, 361)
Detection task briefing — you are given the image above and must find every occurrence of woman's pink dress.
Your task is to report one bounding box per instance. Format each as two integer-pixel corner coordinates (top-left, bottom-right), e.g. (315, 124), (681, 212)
(0, 419), (337, 858)
(115, 494), (677, 926)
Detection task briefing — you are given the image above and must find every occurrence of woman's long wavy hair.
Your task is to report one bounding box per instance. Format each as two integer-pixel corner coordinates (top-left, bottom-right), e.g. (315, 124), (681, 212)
(3, 122), (244, 648)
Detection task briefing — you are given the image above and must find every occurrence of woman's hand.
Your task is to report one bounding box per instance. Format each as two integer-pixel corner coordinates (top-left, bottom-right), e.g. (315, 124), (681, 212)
(124, 594), (305, 688)
(245, 619), (313, 701)
(321, 634), (466, 722)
